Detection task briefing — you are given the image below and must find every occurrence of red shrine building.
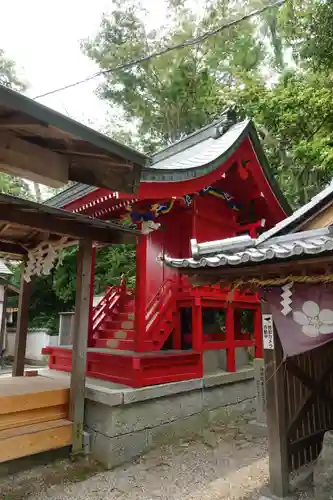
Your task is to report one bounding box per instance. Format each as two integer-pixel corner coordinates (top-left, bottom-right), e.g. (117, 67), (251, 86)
(44, 112), (291, 387)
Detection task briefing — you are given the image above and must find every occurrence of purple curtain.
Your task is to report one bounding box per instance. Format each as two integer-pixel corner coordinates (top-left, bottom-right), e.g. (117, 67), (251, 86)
(264, 283), (333, 357)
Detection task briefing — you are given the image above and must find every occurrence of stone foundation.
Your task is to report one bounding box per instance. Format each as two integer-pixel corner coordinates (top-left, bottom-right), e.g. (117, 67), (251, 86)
(84, 367), (255, 468)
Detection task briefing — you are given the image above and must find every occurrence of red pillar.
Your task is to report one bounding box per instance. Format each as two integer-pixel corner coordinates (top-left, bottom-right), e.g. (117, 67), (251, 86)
(226, 305), (236, 372)
(135, 231), (147, 352)
(192, 296), (203, 351)
(172, 311), (182, 350)
(88, 245), (96, 347)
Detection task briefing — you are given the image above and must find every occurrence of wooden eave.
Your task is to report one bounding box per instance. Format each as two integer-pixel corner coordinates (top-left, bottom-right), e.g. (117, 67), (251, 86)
(0, 86), (148, 192)
(0, 193), (139, 259)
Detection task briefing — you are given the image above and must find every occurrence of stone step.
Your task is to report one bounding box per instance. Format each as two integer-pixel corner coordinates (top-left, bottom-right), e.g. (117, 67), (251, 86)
(95, 338), (136, 350)
(97, 329), (135, 340)
(105, 320), (134, 330)
(118, 312), (135, 321)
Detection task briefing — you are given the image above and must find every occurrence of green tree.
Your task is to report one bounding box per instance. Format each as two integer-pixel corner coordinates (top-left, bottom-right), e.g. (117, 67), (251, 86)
(0, 49), (26, 91)
(82, 0), (265, 150)
(0, 49), (33, 199)
(53, 244), (136, 306)
(227, 70), (333, 207)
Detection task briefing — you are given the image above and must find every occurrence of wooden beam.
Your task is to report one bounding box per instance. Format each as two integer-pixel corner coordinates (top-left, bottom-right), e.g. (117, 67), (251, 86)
(69, 239), (92, 455)
(0, 241), (27, 257)
(0, 134), (68, 188)
(0, 113), (47, 128)
(262, 302), (289, 498)
(0, 204), (129, 244)
(12, 270), (33, 376)
(69, 158), (139, 193)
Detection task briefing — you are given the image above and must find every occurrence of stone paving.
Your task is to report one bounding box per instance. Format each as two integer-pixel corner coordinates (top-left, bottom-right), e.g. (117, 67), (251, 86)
(1, 414), (314, 500)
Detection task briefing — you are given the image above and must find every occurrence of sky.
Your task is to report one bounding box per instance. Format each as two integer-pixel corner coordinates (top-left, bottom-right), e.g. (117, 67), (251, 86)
(0, 0), (169, 131)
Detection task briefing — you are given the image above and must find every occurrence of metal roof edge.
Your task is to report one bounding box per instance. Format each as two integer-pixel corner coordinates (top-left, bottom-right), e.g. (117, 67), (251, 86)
(256, 180), (333, 245)
(247, 122), (292, 217)
(151, 109), (236, 164)
(44, 184), (96, 208)
(141, 120), (252, 182)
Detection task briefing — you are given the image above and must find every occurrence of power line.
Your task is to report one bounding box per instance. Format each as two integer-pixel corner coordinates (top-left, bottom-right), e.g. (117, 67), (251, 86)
(34, 0), (285, 100)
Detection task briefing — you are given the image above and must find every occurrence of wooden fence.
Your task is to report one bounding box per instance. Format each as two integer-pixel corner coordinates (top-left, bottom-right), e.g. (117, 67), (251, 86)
(266, 331), (333, 497)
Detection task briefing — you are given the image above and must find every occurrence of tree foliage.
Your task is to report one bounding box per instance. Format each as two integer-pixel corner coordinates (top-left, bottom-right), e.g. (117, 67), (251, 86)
(0, 49), (26, 91)
(0, 49), (33, 199)
(80, 0), (333, 209)
(82, 0), (265, 149)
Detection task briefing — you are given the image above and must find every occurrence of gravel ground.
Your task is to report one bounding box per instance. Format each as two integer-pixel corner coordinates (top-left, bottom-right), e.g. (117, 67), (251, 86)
(1, 415), (314, 500)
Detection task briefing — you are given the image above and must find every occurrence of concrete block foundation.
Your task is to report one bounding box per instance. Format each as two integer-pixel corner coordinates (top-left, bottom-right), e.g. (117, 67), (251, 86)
(84, 366), (255, 468)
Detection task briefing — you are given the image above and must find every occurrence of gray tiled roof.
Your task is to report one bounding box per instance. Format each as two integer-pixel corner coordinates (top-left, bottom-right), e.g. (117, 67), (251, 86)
(256, 179), (333, 243)
(46, 120), (251, 205)
(45, 117), (290, 215)
(147, 121), (250, 171)
(165, 227), (333, 269)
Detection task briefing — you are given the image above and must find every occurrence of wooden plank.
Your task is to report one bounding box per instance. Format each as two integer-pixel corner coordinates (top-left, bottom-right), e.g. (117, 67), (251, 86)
(262, 302), (289, 498)
(70, 239), (92, 454)
(12, 270), (33, 376)
(0, 134), (68, 187)
(0, 404), (68, 430)
(0, 376), (69, 395)
(0, 389), (69, 415)
(302, 202), (333, 230)
(0, 419), (72, 463)
(0, 418), (71, 439)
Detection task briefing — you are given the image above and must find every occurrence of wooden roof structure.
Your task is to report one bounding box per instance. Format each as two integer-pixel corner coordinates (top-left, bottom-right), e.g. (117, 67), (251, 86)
(0, 193), (139, 259)
(0, 85), (148, 192)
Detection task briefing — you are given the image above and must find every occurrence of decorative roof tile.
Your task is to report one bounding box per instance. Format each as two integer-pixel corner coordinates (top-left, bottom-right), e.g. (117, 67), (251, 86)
(165, 227), (333, 269)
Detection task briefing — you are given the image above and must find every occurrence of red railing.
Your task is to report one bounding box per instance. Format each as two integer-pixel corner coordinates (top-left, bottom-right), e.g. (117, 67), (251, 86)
(145, 279), (177, 348)
(92, 276), (132, 337)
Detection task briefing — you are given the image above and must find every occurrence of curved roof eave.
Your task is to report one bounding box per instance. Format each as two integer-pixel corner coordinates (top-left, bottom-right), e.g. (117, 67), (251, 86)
(141, 120), (291, 216)
(45, 119), (291, 216)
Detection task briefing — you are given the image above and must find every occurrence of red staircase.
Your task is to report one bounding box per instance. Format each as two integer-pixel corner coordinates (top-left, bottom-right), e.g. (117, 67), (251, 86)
(93, 278), (178, 352)
(94, 293), (136, 350)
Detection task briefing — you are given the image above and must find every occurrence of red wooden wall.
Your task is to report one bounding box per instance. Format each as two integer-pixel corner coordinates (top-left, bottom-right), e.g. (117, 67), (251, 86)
(144, 206), (192, 304)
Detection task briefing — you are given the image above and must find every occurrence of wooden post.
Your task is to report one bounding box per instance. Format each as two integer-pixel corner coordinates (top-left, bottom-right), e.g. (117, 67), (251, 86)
(135, 232), (147, 352)
(88, 245), (96, 347)
(0, 286), (8, 368)
(12, 269), (33, 377)
(254, 306), (263, 358)
(226, 305), (236, 372)
(262, 302), (289, 498)
(70, 239), (93, 455)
